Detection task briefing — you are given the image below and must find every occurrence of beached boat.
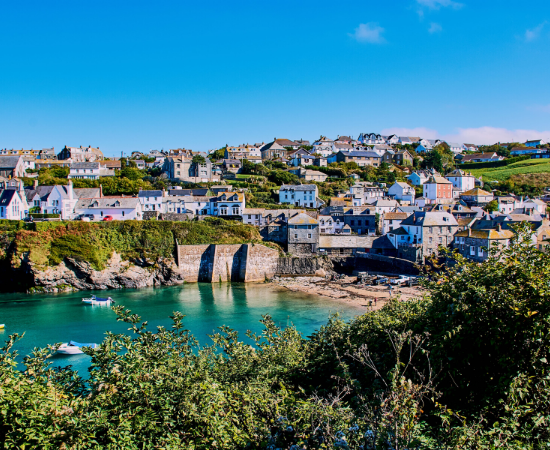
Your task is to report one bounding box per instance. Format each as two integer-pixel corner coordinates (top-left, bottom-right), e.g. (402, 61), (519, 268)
(82, 295), (114, 305)
(57, 341), (98, 355)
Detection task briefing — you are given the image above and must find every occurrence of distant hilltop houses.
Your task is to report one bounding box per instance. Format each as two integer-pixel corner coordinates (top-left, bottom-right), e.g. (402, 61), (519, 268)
(1, 132), (550, 265)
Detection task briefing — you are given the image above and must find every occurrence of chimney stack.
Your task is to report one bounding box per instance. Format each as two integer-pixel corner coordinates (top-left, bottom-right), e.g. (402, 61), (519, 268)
(33, 179), (38, 189)
(99, 184), (103, 198)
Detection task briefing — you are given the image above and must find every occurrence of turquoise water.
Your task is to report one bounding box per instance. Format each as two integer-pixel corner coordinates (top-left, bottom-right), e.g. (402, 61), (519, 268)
(0, 283), (365, 375)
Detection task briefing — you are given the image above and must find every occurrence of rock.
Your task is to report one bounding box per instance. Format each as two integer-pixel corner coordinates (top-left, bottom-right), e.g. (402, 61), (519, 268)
(26, 252), (184, 293)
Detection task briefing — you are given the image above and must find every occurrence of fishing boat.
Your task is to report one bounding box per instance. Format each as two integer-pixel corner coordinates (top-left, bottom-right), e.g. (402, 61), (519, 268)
(82, 295), (114, 305)
(57, 341), (98, 355)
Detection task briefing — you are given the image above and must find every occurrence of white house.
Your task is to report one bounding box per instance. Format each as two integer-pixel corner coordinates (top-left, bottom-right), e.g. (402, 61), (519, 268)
(398, 137), (413, 146)
(525, 139), (547, 148)
(0, 187), (28, 220)
(163, 195), (213, 215)
(318, 214), (346, 234)
(312, 137), (335, 157)
(388, 182), (415, 203)
(68, 162), (115, 180)
(381, 212), (409, 235)
(138, 189), (164, 213)
(279, 185), (321, 208)
(211, 191), (246, 217)
(447, 142), (463, 154)
(358, 133), (385, 145)
(366, 198), (398, 214)
(445, 169), (476, 193)
(74, 197), (143, 220)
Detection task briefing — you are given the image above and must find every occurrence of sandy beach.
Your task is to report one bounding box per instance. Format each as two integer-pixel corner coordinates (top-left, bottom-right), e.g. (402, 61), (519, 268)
(271, 275), (426, 310)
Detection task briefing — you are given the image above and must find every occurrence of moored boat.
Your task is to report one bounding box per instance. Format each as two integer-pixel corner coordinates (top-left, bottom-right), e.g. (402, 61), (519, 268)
(0, 324), (4, 329)
(57, 341), (98, 355)
(82, 295), (114, 305)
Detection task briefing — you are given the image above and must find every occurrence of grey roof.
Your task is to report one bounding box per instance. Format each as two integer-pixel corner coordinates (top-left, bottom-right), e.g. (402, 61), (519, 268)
(24, 188), (37, 202)
(397, 206), (423, 213)
(340, 151), (381, 158)
(280, 184), (318, 192)
(0, 156), (22, 169)
(0, 189), (17, 206)
(168, 188), (209, 197)
(33, 185), (55, 201)
(138, 190), (163, 198)
(75, 197), (140, 209)
(73, 188), (101, 199)
(401, 211), (458, 227)
(70, 162), (99, 169)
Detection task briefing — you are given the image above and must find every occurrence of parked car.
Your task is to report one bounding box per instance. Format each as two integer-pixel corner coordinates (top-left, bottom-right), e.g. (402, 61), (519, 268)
(391, 275), (410, 285)
(102, 215), (113, 221)
(373, 277), (388, 285)
(75, 214), (94, 222)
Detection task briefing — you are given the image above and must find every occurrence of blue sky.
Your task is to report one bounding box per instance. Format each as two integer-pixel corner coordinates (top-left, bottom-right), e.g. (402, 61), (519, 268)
(1, 0), (549, 156)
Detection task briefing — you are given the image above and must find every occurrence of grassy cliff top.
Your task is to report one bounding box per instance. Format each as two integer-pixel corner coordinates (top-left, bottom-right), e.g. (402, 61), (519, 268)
(1, 218), (271, 271)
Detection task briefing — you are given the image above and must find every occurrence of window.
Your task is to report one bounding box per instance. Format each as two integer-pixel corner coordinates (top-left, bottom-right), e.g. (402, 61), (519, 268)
(429, 237), (433, 244)
(294, 234), (298, 239)
(122, 211), (125, 217)
(470, 246), (475, 255)
(440, 227), (443, 233)
(438, 237), (443, 244)
(478, 247), (484, 256)
(307, 234), (312, 238)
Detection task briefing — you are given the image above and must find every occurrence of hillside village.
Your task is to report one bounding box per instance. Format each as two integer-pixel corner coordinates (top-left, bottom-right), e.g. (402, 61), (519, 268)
(1, 135), (549, 265)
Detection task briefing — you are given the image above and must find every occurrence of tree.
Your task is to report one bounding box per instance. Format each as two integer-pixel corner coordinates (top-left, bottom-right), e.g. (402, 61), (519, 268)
(421, 149), (444, 173)
(483, 199), (498, 213)
(192, 155), (206, 165)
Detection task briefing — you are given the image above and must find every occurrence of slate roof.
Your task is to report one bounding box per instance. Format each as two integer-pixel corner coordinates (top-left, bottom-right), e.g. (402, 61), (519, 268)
(280, 184), (318, 192)
(0, 156), (22, 168)
(70, 162), (100, 169)
(168, 189), (209, 197)
(0, 189), (17, 206)
(73, 188), (101, 199)
(401, 212), (458, 227)
(138, 190), (163, 198)
(75, 197), (140, 209)
(340, 151), (381, 158)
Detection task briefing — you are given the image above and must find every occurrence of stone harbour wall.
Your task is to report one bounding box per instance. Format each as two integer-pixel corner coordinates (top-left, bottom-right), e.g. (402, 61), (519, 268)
(176, 243), (280, 282)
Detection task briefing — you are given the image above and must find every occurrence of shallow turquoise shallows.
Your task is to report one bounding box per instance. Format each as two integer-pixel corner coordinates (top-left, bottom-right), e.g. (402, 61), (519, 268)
(0, 283), (365, 375)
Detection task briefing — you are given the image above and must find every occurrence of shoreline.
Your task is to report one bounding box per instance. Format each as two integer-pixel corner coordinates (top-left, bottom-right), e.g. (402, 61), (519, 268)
(270, 276), (426, 311)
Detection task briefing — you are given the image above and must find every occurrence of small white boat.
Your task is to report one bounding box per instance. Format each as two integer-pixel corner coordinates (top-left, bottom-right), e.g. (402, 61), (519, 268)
(57, 341), (98, 355)
(82, 295), (114, 305)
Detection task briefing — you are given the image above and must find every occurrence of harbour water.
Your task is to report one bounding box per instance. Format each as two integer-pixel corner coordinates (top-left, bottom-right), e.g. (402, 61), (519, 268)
(0, 283), (365, 375)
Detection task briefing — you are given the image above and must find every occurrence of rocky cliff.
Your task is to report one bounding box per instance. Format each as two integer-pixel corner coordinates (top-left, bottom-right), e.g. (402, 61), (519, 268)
(23, 252), (184, 293)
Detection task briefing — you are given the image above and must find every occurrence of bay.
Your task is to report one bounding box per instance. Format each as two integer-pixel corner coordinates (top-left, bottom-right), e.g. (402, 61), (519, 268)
(0, 283), (365, 375)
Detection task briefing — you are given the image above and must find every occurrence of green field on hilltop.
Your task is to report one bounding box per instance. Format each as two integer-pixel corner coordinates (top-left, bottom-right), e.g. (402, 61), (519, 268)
(467, 159), (550, 185)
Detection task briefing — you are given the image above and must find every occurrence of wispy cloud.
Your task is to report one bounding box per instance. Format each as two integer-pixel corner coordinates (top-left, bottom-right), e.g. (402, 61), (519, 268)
(415, 0), (463, 18)
(527, 104), (550, 113)
(443, 127), (550, 145)
(416, 0), (463, 9)
(428, 22), (443, 33)
(382, 126), (550, 145)
(349, 23), (386, 44)
(524, 21), (547, 42)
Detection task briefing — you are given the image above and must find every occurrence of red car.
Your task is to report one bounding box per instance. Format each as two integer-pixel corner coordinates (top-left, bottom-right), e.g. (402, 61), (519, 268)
(102, 215), (114, 221)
